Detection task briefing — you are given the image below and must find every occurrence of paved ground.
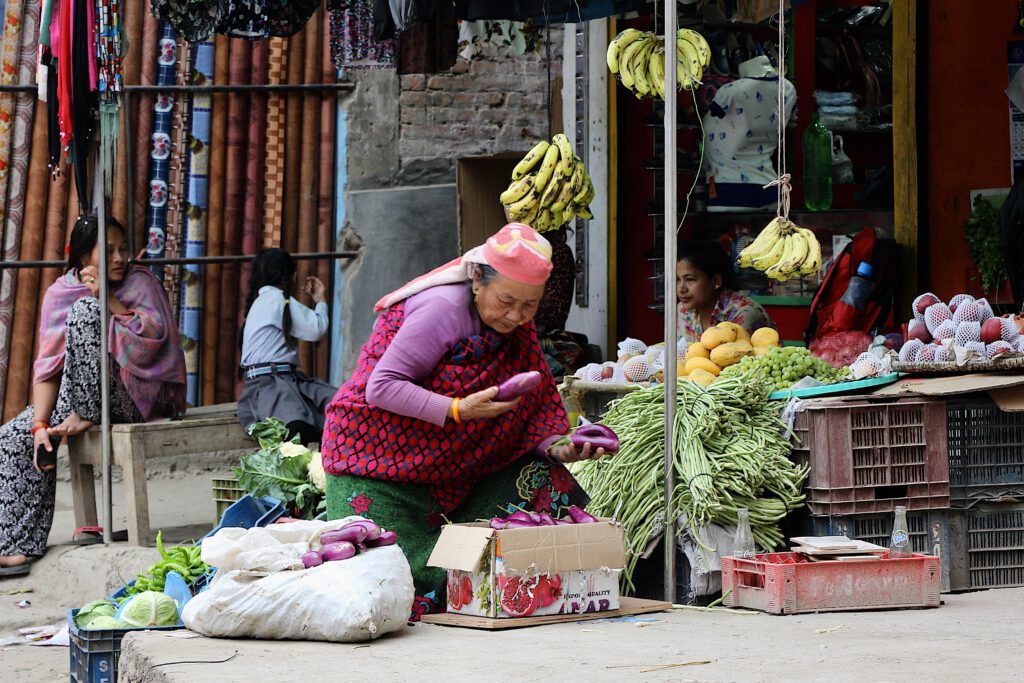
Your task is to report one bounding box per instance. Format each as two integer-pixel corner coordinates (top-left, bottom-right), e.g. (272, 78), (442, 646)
(2, 465), (1023, 682)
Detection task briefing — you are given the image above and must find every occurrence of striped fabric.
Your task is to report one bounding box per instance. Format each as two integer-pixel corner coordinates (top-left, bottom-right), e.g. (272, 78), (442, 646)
(143, 22), (178, 274)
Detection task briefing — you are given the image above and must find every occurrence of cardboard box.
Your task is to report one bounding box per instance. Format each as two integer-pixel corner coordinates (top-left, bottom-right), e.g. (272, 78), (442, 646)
(427, 521), (625, 618)
(869, 373), (1024, 412)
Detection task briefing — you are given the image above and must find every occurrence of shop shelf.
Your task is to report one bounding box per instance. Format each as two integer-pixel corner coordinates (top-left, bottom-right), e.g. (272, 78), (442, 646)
(792, 398), (950, 514)
(68, 609), (183, 683)
(721, 551), (941, 614)
(811, 509), (956, 593)
(947, 399), (1024, 507)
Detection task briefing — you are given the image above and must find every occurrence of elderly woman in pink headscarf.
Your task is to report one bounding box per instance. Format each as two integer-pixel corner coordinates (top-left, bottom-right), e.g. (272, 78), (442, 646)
(321, 223), (611, 616)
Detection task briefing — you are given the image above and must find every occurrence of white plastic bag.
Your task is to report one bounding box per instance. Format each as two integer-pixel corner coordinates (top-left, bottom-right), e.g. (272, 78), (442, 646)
(183, 519), (414, 642)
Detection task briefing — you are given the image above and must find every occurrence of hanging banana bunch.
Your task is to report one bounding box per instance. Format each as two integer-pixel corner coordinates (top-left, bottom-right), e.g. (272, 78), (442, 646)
(499, 134), (596, 233)
(606, 28), (711, 100)
(737, 217), (822, 282)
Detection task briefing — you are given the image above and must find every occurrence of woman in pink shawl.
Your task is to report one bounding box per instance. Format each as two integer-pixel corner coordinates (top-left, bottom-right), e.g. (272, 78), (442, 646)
(0, 215), (185, 577)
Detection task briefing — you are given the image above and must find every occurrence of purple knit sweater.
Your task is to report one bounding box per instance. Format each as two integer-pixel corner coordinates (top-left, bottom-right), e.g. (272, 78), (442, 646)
(364, 283), (562, 453)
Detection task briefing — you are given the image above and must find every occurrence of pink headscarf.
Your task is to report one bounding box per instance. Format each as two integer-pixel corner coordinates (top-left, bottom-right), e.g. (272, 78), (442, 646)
(374, 223), (553, 312)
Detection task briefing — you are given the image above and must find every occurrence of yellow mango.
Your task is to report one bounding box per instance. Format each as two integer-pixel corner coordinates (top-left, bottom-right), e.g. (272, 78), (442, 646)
(685, 357), (721, 376)
(684, 342), (711, 361)
(751, 327), (781, 349)
(676, 358), (687, 376)
(700, 326), (734, 349)
(710, 341), (754, 368)
(752, 346), (771, 357)
(688, 368), (717, 386)
(716, 321), (750, 344)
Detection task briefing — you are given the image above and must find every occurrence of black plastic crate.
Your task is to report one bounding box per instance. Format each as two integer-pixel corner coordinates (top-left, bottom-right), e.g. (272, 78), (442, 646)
(811, 509), (955, 593)
(962, 502), (1024, 590)
(947, 399), (1024, 507)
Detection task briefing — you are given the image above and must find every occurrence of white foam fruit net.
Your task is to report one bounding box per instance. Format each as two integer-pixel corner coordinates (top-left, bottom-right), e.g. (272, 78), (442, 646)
(899, 339), (924, 363)
(985, 341), (1014, 360)
(622, 356), (654, 382)
(954, 321), (981, 347)
(915, 345), (937, 363)
(934, 345), (954, 363)
(975, 298), (994, 322)
(911, 293), (938, 322)
(1017, 338), (1024, 353)
(851, 353), (885, 376)
(1000, 317), (1022, 343)
(952, 301), (983, 326)
(965, 341), (987, 357)
(933, 319), (957, 341)
(617, 337), (648, 357)
(948, 293), (974, 313)
(923, 303), (952, 335)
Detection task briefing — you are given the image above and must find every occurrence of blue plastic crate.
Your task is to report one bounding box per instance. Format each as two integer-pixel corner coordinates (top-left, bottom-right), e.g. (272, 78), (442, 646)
(201, 494), (285, 542)
(68, 609), (183, 683)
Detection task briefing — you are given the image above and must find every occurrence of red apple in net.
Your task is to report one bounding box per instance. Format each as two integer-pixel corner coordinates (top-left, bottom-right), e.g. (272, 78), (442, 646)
(907, 319), (931, 344)
(914, 293), (940, 316)
(981, 317), (1004, 345)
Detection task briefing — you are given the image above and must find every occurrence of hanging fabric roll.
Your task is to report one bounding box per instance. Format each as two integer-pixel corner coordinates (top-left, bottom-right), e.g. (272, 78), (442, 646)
(238, 39), (269, 333)
(150, 0), (221, 43)
(262, 37), (288, 247)
(162, 38), (193, 303)
(217, 0), (319, 39)
(143, 22), (179, 272)
(180, 38), (215, 406)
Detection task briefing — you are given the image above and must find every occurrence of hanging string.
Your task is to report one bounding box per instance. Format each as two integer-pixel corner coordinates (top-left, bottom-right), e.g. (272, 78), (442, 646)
(762, 0), (791, 220)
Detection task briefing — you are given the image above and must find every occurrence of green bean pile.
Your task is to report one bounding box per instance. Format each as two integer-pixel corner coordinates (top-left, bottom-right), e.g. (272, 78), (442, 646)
(570, 375), (808, 591)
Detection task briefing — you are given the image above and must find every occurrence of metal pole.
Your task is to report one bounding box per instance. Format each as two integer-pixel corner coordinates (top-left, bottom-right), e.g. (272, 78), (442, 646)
(95, 155), (113, 545)
(662, 1), (679, 604)
(0, 251), (358, 270)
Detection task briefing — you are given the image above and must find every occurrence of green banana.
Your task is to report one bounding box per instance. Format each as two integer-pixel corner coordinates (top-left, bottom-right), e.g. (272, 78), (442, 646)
(511, 141), (550, 181)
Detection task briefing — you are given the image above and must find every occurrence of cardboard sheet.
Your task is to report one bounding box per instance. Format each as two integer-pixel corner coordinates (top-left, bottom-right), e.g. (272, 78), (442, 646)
(420, 597), (671, 630)
(868, 374), (1024, 411)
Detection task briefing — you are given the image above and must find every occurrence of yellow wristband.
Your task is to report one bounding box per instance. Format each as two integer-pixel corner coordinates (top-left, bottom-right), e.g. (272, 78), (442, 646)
(452, 397), (462, 424)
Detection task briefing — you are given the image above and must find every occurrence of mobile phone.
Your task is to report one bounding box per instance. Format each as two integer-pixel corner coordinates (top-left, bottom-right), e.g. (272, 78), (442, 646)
(36, 436), (57, 470)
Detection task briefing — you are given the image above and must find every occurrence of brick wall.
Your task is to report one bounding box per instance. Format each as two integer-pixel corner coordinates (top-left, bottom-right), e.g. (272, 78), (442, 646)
(398, 35), (563, 182)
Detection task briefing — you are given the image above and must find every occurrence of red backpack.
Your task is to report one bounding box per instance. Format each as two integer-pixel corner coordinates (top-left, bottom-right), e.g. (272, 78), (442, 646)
(805, 226), (898, 344)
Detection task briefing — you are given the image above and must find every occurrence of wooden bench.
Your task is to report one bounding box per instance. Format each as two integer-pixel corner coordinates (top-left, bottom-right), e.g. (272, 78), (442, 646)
(66, 403), (254, 546)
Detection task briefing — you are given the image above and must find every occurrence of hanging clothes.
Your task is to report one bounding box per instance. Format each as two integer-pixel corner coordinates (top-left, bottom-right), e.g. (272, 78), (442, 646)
(149, 0), (221, 43)
(329, 0), (397, 70)
(456, 0), (638, 24)
(217, 0), (319, 39)
(70, 0), (97, 209)
(397, 0), (456, 75)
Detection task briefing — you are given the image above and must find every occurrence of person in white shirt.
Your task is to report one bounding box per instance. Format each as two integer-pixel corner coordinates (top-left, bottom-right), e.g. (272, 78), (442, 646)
(238, 249), (337, 444)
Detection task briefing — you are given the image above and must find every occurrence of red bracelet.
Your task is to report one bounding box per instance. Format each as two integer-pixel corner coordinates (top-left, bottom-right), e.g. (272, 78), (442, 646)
(30, 421), (49, 435)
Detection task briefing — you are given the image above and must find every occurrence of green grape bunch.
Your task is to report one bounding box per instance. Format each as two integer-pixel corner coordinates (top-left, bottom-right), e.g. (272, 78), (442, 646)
(719, 346), (848, 392)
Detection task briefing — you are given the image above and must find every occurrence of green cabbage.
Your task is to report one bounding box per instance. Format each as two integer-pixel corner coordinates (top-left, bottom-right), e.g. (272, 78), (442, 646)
(74, 600), (116, 628)
(84, 616), (128, 630)
(119, 591), (180, 627)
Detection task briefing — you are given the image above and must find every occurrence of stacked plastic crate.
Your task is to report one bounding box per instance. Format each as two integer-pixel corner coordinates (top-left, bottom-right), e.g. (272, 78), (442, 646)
(792, 397), (955, 591)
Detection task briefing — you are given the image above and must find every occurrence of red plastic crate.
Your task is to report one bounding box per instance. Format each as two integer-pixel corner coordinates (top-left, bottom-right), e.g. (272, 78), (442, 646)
(792, 398), (950, 514)
(721, 552), (941, 614)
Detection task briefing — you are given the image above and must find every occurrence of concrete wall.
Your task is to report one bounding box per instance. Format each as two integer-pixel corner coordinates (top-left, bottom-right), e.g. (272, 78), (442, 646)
(335, 36), (563, 378)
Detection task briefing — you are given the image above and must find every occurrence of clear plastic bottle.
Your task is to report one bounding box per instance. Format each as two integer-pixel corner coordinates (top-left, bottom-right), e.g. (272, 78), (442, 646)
(803, 111), (834, 211)
(733, 508), (756, 558)
(889, 505), (913, 559)
(839, 261), (876, 310)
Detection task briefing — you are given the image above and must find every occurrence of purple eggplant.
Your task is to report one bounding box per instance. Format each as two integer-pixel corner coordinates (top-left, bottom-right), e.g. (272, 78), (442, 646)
(320, 525), (368, 546)
(506, 510), (535, 524)
(366, 530), (398, 547)
(569, 423), (620, 454)
(340, 519), (381, 542)
(567, 505), (599, 524)
(321, 541), (357, 562)
(301, 550), (323, 568)
(356, 543), (368, 554)
(576, 423), (616, 439)
(494, 371), (542, 402)
(536, 512), (557, 526)
(489, 517), (537, 530)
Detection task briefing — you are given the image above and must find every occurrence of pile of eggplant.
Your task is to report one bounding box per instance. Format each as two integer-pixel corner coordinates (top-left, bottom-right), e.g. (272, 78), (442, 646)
(488, 504), (600, 530)
(302, 519), (398, 569)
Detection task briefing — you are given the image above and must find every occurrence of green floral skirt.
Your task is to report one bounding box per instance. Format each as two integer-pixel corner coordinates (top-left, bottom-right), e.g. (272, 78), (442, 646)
(325, 455), (588, 618)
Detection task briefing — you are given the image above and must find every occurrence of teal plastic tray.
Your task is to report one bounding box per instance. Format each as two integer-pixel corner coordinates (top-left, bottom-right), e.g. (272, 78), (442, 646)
(769, 372), (900, 401)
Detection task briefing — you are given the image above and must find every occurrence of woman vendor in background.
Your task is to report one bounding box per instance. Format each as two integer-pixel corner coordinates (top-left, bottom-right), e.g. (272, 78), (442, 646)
(320, 223), (610, 617)
(676, 240), (776, 344)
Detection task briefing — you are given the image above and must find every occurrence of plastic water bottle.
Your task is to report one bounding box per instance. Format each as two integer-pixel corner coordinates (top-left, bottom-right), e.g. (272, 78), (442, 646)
(889, 505), (912, 559)
(839, 261), (876, 310)
(733, 508), (756, 558)
(803, 111), (833, 211)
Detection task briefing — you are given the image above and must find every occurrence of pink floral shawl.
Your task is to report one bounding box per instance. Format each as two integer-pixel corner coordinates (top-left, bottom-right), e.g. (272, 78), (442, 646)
(33, 266), (186, 420)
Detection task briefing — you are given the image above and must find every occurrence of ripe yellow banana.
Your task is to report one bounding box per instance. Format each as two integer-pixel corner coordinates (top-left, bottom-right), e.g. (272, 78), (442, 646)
(606, 28), (643, 75)
(648, 48), (665, 100)
(738, 219), (783, 267)
(750, 231), (788, 271)
(776, 231), (810, 278)
(618, 36), (647, 89)
(572, 166), (592, 204)
(764, 234), (800, 280)
(507, 187), (539, 221)
(676, 38), (703, 89)
(538, 167), (564, 209)
(512, 141), (550, 181)
(577, 206), (594, 220)
(551, 169), (578, 212)
(533, 143), (561, 194)
(798, 227), (822, 276)
(553, 133), (575, 176)
(499, 176), (533, 205)
(678, 28), (711, 68)
(632, 40), (656, 96)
